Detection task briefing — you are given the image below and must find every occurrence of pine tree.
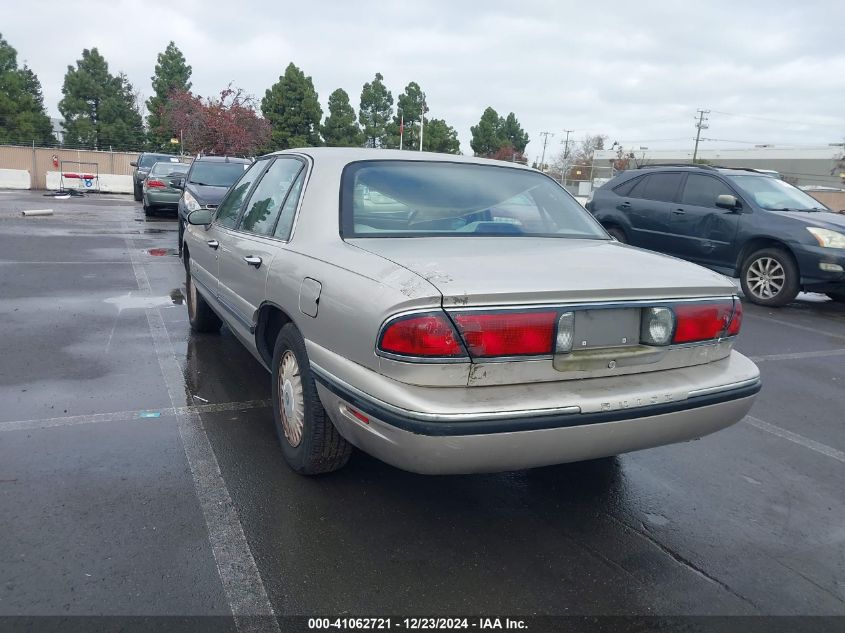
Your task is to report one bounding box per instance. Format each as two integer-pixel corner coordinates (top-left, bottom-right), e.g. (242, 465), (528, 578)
(387, 81), (426, 149)
(59, 48), (144, 150)
(358, 73), (393, 148)
(321, 88), (363, 147)
(470, 107), (504, 157)
(0, 33), (55, 145)
(146, 41), (192, 150)
(261, 63), (322, 150)
(422, 118), (460, 154)
(501, 112), (529, 153)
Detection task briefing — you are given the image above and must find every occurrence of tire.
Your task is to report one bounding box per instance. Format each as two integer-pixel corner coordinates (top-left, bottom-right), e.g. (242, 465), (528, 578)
(827, 292), (845, 303)
(142, 196), (153, 216)
(606, 226), (627, 243)
(178, 220), (185, 257)
(133, 183), (142, 202)
(271, 324), (352, 475)
(185, 261), (222, 333)
(740, 247), (800, 307)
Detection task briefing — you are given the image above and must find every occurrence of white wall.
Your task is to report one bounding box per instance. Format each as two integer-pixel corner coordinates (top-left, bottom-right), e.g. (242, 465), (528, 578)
(0, 168), (31, 189)
(45, 171), (133, 194)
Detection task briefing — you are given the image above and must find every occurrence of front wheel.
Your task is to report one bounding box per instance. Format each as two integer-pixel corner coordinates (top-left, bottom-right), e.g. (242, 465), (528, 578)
(133, 183), (142, 201)
(185, 262), (222, 333)
(740, 247), (800, 307)
(272, 324), (352, 475)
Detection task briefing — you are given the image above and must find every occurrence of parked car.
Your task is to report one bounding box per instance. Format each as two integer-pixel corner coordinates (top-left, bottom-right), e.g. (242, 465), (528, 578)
(142, 161), (190, 216)
(587, 165), (845, 306)
(176, 156), (252, 252)
(182, 149), (760, 475)
(130, 153), (179, 201)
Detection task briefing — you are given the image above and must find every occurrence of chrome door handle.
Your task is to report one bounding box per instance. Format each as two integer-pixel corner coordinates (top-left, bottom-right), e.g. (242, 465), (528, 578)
(672, 208), (686, 215)
(206, 240), (219, 249)
(243, 256), (262, 268)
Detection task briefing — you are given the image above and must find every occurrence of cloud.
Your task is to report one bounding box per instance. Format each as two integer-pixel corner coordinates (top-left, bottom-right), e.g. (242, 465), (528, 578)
(4, 0), (843, 158)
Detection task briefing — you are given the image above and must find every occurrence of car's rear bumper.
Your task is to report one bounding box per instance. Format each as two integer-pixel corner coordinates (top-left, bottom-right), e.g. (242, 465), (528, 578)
(310, 350), (760, 474)
(145, 190), (181, 208)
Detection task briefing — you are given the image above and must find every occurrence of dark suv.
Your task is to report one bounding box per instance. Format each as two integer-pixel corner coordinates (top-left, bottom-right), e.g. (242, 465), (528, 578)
(130, 153), (178, 201)
(587, 165), (845, 306)
(175, 156), (252, 252)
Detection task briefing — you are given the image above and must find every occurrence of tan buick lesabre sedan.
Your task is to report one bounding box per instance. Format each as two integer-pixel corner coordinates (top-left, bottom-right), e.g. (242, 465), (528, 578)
(182, 148), (760, 475)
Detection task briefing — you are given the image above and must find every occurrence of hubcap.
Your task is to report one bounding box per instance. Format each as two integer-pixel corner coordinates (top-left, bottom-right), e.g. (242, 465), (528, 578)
(746, 256), (785, 300)
(278, 350), (304, 447)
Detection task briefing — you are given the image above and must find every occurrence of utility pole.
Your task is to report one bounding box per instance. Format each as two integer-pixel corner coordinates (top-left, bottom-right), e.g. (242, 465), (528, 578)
(693, 109), (710, 162)
(538, 131), (554, 172)
(419, 93), (426, 151)
(562, 129), (574, 158)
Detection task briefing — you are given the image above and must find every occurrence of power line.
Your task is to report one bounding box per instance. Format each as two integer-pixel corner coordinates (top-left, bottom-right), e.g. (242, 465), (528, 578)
(710, 110), (843, 131)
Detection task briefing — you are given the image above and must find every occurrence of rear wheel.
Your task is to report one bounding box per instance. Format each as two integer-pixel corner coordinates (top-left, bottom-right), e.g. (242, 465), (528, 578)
(272, 324), (352, 474)
(605, 226), (627, 243)
(185, 261), (222, 333)
(740, 247), (800, 307)
(133, 183), (142, 201)
(142, 196), (153, 216)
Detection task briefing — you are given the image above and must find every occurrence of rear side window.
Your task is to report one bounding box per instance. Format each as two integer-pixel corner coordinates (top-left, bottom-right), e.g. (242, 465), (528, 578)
(682, 174), (734, 208)
(641, 173), (683, 203)
(274, 170), (306, 240)
(612, 177), (642, 197)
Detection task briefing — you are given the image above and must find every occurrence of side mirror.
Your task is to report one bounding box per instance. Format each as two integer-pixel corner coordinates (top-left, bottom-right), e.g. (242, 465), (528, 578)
(715, 194), (739, 210)
(170, 177), (185, 190)
(130, 161), (138, 167)
(187, 209), (214, 226)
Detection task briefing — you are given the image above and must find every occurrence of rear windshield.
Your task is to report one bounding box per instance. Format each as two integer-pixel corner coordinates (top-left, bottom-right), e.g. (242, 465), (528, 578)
(188, 161), (251, 187)
(149, 161), (189, 177)
(139, 154), (174, 168)
(727, 175), (828, 211)
(341, 161), (608, 239)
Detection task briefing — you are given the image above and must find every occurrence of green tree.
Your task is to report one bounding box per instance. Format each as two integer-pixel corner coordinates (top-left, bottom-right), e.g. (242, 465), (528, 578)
(501, 112), (529, 153)
(358, 72), (393, 148)
(59, 48), (144, 150)
(261, 62), (322, 150)
(470, 106), (504, 156)
(386, 81), (426, 149)
(0, 34), (55, 145)
(321, 88), (363, 147)
(146, 41), (191, 150)
(422, 118), (460, 154)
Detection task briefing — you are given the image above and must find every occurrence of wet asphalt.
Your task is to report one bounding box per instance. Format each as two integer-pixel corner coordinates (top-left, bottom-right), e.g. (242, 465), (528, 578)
(0, 191), (843, 621)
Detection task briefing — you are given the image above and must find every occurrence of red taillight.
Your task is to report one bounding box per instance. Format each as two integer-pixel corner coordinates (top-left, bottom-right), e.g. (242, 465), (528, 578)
(672, 301), (733, 344)
(378, 313), (464, 358)
(453, 311), (557, 357)
(146, 179), (166, 188)
(726, 299), (743, 336)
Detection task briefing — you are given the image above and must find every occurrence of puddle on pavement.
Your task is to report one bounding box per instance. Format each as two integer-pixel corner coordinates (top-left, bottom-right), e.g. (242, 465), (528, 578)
(148, 247), (178, 257)
(170, 288), (185, 305)
(104, 293), (176, 310)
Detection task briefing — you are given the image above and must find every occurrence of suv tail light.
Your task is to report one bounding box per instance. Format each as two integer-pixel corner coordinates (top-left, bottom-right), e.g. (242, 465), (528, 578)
(146, 179), (166, 188)
(378, 313), (465, 358)
(452, 311), (557, 357)
(672, 300), (734, 344)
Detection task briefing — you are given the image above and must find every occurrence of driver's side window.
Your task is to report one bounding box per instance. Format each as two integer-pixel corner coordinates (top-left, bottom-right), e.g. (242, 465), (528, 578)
(214, 160), (269, 229)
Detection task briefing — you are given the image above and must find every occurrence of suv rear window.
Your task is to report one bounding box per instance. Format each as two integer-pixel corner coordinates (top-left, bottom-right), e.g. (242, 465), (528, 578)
(341, 161), (608, 240)
(612, 177), (642, 197)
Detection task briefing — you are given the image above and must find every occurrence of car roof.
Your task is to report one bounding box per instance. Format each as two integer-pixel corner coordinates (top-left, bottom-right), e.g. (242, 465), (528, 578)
(267, 147), (536, 170)
(192, 155), (251, 163)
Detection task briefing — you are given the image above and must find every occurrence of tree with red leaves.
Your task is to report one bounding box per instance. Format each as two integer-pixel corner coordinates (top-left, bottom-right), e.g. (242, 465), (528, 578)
(158, 86), (270, 156)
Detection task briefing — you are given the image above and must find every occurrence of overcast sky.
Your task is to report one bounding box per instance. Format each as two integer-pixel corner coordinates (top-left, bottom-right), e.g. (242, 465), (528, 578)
(4, 0), (844, 160)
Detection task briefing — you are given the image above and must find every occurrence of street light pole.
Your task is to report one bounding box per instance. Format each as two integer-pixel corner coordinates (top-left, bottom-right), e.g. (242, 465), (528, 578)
(419, 93), (425, 151)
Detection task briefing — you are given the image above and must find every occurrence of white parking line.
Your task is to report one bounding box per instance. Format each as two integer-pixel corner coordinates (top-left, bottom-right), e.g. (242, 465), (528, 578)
(0, 399), (271, 433)
(125, 231), (279, 631)
(748, 348), (845, 363)
(744, 415), (845, 464)
(745, 312), (845, 342)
